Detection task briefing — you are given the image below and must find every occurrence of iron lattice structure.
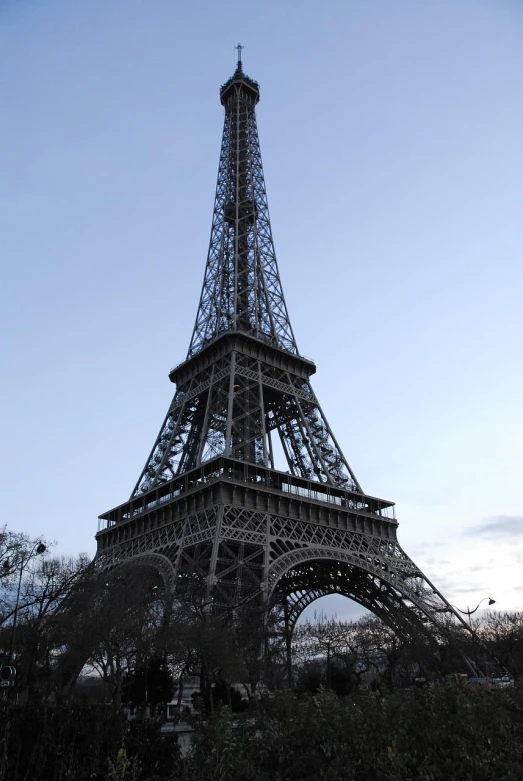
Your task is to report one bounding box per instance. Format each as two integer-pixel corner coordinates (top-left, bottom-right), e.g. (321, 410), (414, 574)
(96, 57), (470, 656)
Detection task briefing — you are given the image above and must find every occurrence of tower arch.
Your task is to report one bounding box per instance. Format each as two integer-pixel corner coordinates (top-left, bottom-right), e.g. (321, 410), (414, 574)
(267, 548), (461, 644)
(100, 552), (177, 594)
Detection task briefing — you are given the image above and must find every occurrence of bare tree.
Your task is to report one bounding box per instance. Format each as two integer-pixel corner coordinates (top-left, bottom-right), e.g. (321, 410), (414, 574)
(477, 611), (523, 676)
(0, 553), (92, 697)
(86, 567), (168, 708)
(0, 527), (51, 625)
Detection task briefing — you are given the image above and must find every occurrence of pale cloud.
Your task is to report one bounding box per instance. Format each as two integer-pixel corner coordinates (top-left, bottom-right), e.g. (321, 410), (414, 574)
(466, 515), (523, 538)
(423, 557), (451, 567)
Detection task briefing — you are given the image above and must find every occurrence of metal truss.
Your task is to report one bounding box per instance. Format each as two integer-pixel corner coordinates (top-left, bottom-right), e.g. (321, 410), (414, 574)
(97, 500), (470, 649)
(132, 62), (360, 497)
(132, 352), (360, 496)
(187, 62), (297, 358)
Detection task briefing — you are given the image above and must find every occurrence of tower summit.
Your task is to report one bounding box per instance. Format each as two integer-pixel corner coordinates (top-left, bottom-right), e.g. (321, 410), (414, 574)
(188, 50), (293, 360)
(96, 56), (472, 666)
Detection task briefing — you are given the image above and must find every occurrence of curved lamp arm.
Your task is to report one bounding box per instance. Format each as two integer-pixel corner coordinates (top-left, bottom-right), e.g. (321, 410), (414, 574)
(455, 597), (496, 617)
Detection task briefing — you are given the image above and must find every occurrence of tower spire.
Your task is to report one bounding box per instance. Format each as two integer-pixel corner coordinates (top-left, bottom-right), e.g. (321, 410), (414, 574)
(235, 42), (244, 71)
(187, 56), (297, 359)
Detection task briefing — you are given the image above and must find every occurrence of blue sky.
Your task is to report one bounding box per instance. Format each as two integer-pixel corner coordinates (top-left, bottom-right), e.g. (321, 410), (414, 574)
(1, 0), (522, 619)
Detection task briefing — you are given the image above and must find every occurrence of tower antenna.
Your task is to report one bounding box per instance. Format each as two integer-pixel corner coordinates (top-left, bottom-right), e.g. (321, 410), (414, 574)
(235, 42), (244, 69)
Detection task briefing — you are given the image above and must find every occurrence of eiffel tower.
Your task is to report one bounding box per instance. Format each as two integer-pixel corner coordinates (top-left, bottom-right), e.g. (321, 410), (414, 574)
(96, 51), (469, 656)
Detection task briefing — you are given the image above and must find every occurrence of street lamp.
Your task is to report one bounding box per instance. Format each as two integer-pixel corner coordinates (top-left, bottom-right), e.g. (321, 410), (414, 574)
(6, 542), (46, 667)
(455, 597), (496, 627)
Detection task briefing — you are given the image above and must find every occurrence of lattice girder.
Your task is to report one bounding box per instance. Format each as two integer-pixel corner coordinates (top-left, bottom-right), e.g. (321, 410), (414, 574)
(187, 63), (296, 358)
(131, 57), (361, 496)
(132, 345), (359, 497)
(97, 491), (469, 649)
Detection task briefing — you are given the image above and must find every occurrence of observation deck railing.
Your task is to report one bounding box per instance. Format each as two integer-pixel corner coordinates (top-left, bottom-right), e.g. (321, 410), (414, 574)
(97, 457), (395, 532)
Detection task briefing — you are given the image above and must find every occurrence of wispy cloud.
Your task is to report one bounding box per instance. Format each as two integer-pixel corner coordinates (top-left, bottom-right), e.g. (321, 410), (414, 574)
(450, 583), (492, 595)
(423, 557), (451, 567)
(409, 541), (447, 556)
(466, 515), (523, 538)
(431, 572), (486, 596)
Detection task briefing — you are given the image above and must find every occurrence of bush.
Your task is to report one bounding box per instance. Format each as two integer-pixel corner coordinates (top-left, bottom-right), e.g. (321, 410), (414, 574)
(3, 682), (523, 779)
(184, 681), (523, 780)
(0, 703), (180, 780)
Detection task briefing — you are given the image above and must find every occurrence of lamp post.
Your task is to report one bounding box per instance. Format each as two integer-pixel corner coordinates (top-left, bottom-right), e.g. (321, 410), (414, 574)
(455, 597), (496, 628)
(6, 542), (46, 667)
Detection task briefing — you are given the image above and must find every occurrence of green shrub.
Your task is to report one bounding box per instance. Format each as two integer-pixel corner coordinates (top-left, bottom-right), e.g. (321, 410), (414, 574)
(3, 682), (523, 779)
(184, 681), (523, 780)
